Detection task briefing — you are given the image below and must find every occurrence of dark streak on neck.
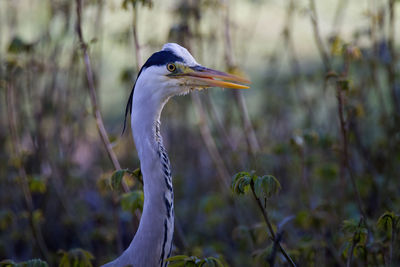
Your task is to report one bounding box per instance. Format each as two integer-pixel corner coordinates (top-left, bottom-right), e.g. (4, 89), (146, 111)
(155, 120), (174, 266)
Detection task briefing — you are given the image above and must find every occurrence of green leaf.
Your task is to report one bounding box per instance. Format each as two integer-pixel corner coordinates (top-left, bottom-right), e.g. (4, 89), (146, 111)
(340, 240), (351, 258)
(110, 169), (128, 192)
(342, 219), (359, 233)
(231, 172), (252, 195)
(167, 262), (186, 267)
(185, 262), (197, 267)
(377, 211), (399, 236)
(330, 36), (343, 56)
(253, 175), (281, 199)
(121, 190), (144, 214)
(58, 248), (94, 267)
(32, 210), (44, 225)
(0, 210), (14, 231)
(354, 244), (367, 258)
(342, 219), (367, 244)
(130, 168), (143, 184)
(7, 36), (33, 54)
(0, 259), (49, 267)
(337, 78), (350, 91)
(29, 176), (47, 194)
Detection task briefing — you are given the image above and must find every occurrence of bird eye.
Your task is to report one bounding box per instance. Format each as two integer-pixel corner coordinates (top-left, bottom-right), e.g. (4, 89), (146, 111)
(167, 63), (176, 72)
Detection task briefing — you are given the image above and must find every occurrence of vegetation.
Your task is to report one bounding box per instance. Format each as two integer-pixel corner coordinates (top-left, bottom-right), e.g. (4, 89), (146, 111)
(1, 0), (399, 266)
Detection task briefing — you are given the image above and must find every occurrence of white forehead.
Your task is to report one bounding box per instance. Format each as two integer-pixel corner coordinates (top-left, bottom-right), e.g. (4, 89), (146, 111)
(162, 43), (199, 66)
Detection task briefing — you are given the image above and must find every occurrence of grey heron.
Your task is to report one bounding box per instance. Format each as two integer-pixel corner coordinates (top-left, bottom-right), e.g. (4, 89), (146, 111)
(102, 43), (249, 267)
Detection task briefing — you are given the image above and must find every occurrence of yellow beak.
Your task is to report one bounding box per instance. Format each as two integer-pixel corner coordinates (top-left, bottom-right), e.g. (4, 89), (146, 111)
(174, 65), (250, 89)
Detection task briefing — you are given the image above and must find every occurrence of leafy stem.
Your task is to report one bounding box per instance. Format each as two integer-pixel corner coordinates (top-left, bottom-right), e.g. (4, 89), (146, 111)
(232, 172), (296, 266)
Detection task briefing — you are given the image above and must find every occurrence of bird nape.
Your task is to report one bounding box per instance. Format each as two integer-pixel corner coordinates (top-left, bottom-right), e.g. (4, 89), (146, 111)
(102, 43), (250, 267)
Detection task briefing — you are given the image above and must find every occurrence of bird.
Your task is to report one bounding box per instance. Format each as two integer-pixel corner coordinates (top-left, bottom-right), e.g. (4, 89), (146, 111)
(102, 43), (249, 267)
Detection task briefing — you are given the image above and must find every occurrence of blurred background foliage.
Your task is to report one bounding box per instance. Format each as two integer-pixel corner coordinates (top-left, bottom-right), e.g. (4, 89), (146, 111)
(0, 0), (400, 266)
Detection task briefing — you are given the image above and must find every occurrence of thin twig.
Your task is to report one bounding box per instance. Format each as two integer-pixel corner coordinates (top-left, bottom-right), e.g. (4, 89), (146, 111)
(223, 1), (260, 155)
(132, 6), (142, 70)
(330, 0), (349, 36)
(387, 0), (399, 114)
(75, 0), (129, 192)
(268, 229), (283, 267)
(6, 82), (50, 262)
(250, 182), (296, 267)
(389, 217), (398, 266)
(309, 0), (331, 72)
(368, 3), (388, 116)
(204, 93), (237, 151)
(336, 54), (366, 219)
(192, 93), (231, 187)
(309, 0), (367, 224)
(346, 218), (363, 267)
(337, 90), (364, 217)
(268, 216), (295, 267)
(346, 238), (356, 267)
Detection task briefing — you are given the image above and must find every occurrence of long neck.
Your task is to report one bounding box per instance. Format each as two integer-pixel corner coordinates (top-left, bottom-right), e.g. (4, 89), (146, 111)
(104, 92), (174, 267)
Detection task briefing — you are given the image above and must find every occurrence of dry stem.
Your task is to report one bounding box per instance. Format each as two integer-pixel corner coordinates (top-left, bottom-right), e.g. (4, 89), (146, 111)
(75, 0), (129, 192)
(6, 82), (50, 261)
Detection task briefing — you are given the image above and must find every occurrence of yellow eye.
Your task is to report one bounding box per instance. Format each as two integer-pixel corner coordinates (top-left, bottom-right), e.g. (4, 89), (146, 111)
(167, 63), (176, 72)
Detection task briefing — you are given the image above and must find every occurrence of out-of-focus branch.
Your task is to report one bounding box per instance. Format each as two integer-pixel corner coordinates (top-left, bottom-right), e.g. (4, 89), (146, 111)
(335, 53), (366, 220)
(336, 80), (365, 220)
(346, 218), (363, 267)
(387, 0), (399, 114)
(6, 82), (50, 262)
(309, 0), (331, 72)
(250, 182), (296, 267)
(368, 4), (388, 115)
(132, 6), (142, 70)
(234, 92), (260, 154)
(330, 0), (348, 36)
(176, 1), (231, 188)
(75, 0), (130, 193)
(76, 0), (136, 256)
(223, 3), (234, 68)
(192, 93), (231, 187)
(205, 93), (237, 151)
(223, 1), (260, 155)
(309, 0), (367, 227)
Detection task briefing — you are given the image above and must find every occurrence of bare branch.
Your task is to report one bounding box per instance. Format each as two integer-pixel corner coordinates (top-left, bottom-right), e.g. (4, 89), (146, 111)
(192, 93), (231, 188)
(335, 53), (366, 220)
(75, 0), (129, 193)
(132, 6), (142, 70)
(223, 1), (260, 155)
(250, 182), (296, 267)
(387, 0), (399, 114)
(309, 0), (331, 71)
(6, 82), (50, 262)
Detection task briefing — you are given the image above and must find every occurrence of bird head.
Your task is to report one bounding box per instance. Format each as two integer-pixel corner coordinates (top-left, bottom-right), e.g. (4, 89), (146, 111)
(124, 43), (250, 131)
(137, 43), (249, 95)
